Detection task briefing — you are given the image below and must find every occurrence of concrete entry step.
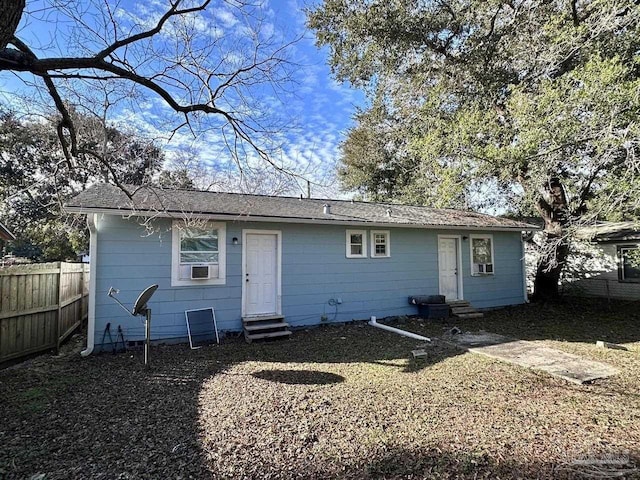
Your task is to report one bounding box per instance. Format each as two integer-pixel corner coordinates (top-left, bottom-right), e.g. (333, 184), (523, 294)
(242, 314), (291, 343)
(447, 300), (483, 319)
(447, 300), (470, 307)
(242, 314), (285, 323)
(244, 330), (292, 343)
(450, 306), (478, 314)
(244, 322), (290, 332)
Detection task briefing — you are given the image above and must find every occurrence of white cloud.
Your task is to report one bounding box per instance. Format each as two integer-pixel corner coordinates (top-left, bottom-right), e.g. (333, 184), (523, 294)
(214, 8), (239, 28)
(4, 0), (363, 200)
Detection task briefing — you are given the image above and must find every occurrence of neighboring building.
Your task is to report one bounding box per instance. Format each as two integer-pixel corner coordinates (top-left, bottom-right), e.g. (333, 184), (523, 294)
(562, 222), (640, 300)
(65, 184), (537, 353)
(0, 221), (15, 242)
(0, 221), (16, 266)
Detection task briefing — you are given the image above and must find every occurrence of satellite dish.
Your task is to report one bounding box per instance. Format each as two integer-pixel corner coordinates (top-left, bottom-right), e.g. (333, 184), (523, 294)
(132, 284), (159, 316)
(107, 284), (158, 317)
(107, 284), (159, 367)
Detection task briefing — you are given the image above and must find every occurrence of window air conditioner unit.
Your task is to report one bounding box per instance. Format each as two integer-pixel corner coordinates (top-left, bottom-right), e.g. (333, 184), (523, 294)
(191, 265), (210, 280)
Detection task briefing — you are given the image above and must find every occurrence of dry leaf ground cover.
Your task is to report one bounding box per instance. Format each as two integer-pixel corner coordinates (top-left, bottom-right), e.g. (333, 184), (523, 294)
(1, 298), (639, 479)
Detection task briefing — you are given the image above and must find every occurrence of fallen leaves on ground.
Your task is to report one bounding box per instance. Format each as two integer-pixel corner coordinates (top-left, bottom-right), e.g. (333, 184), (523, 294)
(1, 299), (639, 479)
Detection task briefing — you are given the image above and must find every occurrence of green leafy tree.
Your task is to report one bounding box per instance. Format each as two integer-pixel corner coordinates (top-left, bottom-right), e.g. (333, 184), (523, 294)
(0, 109), (164, 261)
(309, 0), (640, 299)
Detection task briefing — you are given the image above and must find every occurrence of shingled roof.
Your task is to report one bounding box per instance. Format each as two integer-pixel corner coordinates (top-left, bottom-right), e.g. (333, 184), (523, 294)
(0, 221), (15, 241)
(578, 221), (640, 242)
(65, 184), (538, 231)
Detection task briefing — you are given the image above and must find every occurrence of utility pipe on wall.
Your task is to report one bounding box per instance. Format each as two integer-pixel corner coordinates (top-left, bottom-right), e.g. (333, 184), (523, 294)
(368, 316), (431, 342)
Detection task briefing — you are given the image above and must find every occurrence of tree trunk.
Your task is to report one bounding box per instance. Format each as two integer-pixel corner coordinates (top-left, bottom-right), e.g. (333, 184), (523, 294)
(0, 0), (25, 49)
(532, 231), (569, 301)
(531, 177), (570, 302)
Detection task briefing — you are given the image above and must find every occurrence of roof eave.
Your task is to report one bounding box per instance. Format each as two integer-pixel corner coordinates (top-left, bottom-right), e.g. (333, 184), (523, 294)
(0, 222), (15, 241)
(594, 236), (640, 243)
(64, 206), (540, 232)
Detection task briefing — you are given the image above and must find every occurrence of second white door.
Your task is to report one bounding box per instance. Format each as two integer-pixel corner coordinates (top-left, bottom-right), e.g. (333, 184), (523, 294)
(438, 237), (460, 301)
(244, 233), (278, 316)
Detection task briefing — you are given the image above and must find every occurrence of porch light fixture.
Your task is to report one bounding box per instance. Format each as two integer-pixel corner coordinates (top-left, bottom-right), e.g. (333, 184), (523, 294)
(232, 237), (239, 245)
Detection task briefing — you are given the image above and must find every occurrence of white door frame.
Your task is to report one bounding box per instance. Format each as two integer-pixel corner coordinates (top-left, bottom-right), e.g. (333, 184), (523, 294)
(437, 234), (464, 301)
(241, 229), (282, 317)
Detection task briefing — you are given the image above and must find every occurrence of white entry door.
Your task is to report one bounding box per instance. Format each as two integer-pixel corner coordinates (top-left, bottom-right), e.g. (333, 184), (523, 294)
(244, 233), (279, 316)
(438, 237), (460, 301)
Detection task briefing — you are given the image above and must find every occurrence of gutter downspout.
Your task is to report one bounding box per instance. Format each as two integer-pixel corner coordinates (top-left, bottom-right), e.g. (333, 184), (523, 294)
(81, 213), (98, 357)
(369, 316), (431, 342)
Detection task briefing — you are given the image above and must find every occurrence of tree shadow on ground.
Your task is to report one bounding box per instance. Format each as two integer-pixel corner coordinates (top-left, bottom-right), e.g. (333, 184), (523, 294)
(412, 298), (640, 345)
(0, 326), (466, 479)
(296, 445), (639, 480)
(213, 321), (467, 375)
(252, 368), (345, 385)
(0, 351), (218, 479)
(3, 302), (640, 479)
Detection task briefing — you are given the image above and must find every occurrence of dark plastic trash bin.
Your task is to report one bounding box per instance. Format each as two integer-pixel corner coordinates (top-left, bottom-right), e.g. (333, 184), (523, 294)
(408, 295), (446, 305)
(417, 303), (450, 319)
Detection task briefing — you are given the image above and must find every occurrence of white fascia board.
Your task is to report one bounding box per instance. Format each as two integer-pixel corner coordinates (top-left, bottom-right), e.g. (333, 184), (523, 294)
(65, 207), (541, 232)
(0, 221), (16, 240)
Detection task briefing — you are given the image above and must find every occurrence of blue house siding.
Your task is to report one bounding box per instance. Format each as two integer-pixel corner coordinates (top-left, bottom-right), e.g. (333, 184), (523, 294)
(461, 232), (526, 308)
(92, 214), (525, 347)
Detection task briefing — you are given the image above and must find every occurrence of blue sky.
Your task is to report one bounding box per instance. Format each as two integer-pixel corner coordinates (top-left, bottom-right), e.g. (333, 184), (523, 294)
(0, 0), (364, 197)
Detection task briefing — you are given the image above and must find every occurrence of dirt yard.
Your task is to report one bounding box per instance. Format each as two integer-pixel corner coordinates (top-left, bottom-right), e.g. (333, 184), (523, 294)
(1, 298), (639, 479)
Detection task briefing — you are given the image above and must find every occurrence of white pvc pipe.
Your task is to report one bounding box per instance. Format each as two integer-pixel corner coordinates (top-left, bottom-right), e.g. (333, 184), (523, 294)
(369, 316), (431, 342)
(81, 214), (99, 357)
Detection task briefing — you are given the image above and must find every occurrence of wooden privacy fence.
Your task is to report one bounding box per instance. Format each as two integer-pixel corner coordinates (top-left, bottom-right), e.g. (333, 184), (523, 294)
(0, 262), (89, 363)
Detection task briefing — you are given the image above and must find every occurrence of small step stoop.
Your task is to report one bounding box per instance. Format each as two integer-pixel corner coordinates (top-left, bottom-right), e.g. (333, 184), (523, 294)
(242, 315), (292, 343)
(447, 300), (484, 319)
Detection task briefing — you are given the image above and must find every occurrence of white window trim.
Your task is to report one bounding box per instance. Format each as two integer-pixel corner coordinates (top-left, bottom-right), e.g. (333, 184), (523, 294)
(619, 245), (640, 283)
(346, 229), (367, 258)
(470, 234), (495, 276)
(370, 230), (391, 258)
(171, 220), (226, 286)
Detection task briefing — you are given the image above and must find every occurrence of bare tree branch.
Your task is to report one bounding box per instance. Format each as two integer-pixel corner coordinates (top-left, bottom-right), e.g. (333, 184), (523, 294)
(9, 36), (77, 165)
(0, 0), (303, 184)
(95, 0), (212, 61)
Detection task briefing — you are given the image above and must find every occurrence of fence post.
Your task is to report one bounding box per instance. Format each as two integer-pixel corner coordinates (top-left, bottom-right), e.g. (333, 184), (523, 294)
(79, 265), (83, 328)
(83, 263), (89, 323)
(0, 262), (90, 364)
(55, 262), (63, 354)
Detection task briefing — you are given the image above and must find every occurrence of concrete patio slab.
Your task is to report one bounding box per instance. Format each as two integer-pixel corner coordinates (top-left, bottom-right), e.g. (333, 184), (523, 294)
(445, 331), (619, 384)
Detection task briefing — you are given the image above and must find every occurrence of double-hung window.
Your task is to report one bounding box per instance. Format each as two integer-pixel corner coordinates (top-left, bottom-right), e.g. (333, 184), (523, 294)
(346, 229), (391, 258)
(370, 230), (390, 258)
(346, 230), (367, 258)
(172, 221), (226, 286)
(618, 245), (640, 283)
(470, 234), (494, 275)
